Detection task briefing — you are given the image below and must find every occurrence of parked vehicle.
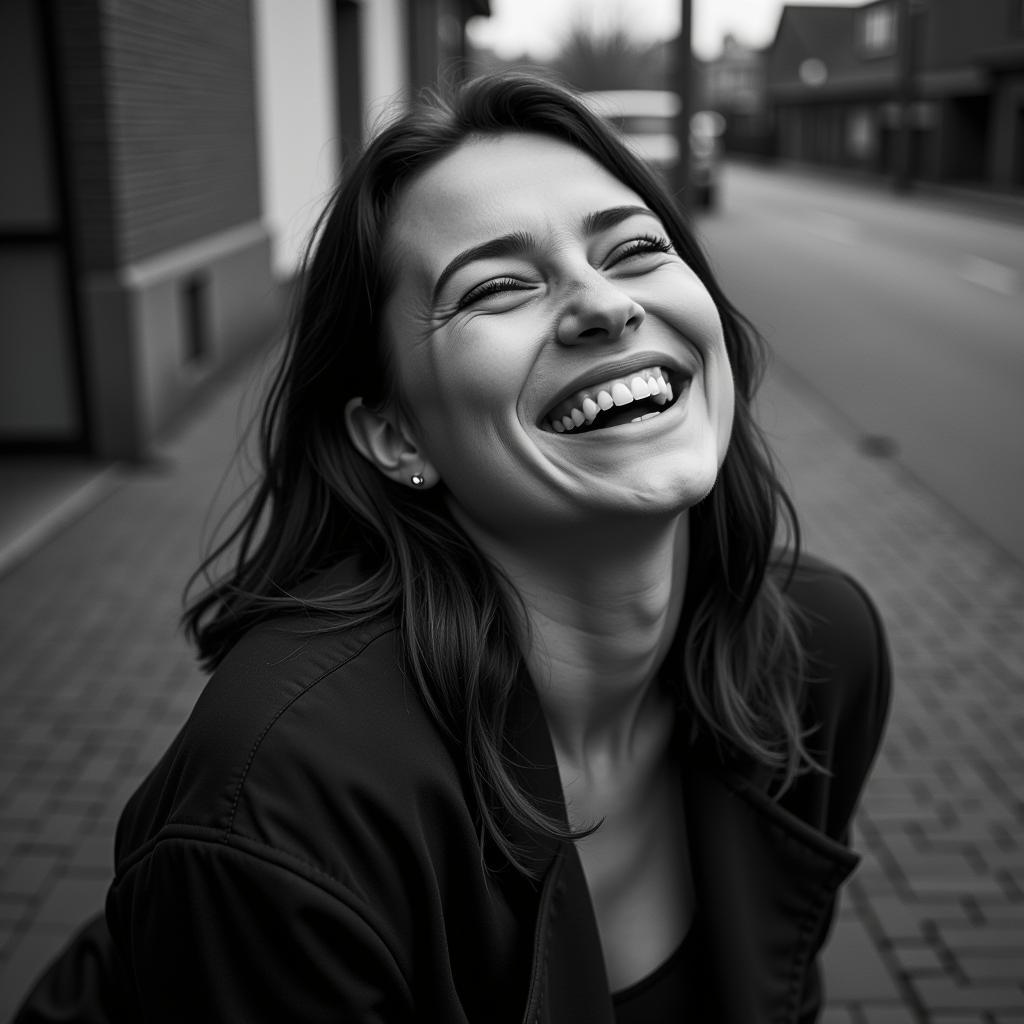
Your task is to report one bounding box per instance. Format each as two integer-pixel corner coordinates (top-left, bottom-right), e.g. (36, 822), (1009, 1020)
(581, 90), (724, 210)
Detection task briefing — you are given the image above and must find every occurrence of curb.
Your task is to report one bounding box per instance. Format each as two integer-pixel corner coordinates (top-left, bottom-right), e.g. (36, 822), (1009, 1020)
(0, 466), (122, 580)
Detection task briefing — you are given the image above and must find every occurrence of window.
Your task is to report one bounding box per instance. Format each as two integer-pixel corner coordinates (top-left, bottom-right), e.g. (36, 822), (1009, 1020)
(861, 3), (897, 55)
(181, 274), (210, 365)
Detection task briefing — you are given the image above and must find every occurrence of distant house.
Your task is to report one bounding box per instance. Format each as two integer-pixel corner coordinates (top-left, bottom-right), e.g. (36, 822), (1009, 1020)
(0, 0), (488, 460)
(764, 0), (1024, 191)
(702, 34), (770, 157)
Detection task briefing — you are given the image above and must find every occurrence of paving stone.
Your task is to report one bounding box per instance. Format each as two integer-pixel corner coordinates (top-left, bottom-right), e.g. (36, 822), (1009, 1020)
(956, 953), (1024, 986)
(857, 1006), (918, 1023)
(886, 850), (985, 877)
(0, 924), (76, 1023)
(890, 942), (947, 974)
(820, 1008), (857, 1023)
(68, 835), (114, 873)
(823, 916), (901, 1001)
(973, 906), (1024, 925)
(865, 894), (972, 942)
(911, 977), (1024, 1011)
(935, 921), (1024, 954)
(32, 875), (108, 928)
(0, 852), (60, 898)
(909, 875), (1012, 902)
(29, 810), (88, 848)
(0, 898), (27, 928)
(0, 785), (55, 822)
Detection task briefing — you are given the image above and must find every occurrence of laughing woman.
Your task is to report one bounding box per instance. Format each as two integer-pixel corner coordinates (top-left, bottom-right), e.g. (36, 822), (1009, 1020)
(17, 74), (889, 1023)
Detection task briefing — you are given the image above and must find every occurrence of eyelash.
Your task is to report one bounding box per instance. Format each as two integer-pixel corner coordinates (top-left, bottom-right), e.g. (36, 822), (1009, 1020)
(456, 235), (674, 309)
(611, 234), (674, 263)
(458, 277), (523, 309)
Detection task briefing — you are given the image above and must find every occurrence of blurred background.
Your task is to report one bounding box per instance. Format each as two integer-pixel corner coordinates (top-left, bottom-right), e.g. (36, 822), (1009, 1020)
(3, 0), (1023, 562)
(1, 1), (1022, 1020)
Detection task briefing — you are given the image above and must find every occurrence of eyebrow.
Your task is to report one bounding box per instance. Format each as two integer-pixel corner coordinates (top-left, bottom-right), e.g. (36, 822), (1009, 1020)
(430, 204), (659, 305)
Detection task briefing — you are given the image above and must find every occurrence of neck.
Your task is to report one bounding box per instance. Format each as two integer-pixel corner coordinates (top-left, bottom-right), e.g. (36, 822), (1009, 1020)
(457, 512), (690, 773)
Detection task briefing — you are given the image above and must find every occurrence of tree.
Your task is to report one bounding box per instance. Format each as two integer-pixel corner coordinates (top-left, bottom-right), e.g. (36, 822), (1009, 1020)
(550, 11), (666, 92)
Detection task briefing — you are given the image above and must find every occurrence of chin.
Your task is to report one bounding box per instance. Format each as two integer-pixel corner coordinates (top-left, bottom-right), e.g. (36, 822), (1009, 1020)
(592, 466), (721, 521)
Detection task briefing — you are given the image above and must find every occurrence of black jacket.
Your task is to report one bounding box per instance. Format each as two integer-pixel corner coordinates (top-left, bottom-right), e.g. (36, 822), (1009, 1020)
(16, 556), (890, 1023)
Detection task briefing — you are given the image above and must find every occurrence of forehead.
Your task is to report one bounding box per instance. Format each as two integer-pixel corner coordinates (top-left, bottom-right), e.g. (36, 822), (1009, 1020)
(385, 133), (646, 281)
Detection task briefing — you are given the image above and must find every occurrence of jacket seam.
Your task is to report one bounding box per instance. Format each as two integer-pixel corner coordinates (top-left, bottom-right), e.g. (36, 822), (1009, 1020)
(116, 822), (357, 901)
(781, 858), (849, 1022)
(223, 624), (397, 840)
(522, 848), (565, 1024)
(717, 770), (860, 869)
(111, 824), (413, 1000)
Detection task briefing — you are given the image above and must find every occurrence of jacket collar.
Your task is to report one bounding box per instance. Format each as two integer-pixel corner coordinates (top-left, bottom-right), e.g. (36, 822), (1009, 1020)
(505, 673), (859, 1024)
(682, 756), (858, 1020)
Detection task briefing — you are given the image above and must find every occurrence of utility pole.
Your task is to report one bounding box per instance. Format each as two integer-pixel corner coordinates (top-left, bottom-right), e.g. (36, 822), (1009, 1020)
(672, 0), (693, 206)
(893, 0), (923, 193)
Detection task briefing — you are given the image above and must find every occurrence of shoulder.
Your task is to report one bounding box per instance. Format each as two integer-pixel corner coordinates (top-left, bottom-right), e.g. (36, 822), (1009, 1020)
(114, 603), (464, 882)
(782, 552), (889, 699)
(773, 553), (892, 835)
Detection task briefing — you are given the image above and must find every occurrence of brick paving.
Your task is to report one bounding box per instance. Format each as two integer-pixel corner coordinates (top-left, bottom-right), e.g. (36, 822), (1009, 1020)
(1, 348), (1022, 1020)
(759, 364), (1024, 1023)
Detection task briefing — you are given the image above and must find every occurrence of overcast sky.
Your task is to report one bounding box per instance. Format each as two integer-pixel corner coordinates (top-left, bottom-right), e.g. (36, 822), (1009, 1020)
(467, 0), (869, 61)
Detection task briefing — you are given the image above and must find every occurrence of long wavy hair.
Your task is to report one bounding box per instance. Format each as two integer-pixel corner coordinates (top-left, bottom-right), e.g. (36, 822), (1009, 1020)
(184, 72), (810, 874)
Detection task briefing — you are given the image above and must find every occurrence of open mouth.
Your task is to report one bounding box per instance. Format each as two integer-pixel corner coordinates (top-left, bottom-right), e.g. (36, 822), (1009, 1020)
(540, 365), (690, 435)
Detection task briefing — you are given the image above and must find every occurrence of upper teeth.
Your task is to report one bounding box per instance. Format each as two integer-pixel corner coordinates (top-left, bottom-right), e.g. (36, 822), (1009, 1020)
(546, 366), (676, 434)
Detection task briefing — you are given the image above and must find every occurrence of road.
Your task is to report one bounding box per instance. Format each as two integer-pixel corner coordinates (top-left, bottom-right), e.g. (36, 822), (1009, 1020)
(696, 163), (1024, 566)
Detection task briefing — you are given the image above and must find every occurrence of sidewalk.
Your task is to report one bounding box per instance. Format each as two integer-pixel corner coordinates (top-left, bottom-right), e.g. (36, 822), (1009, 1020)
(746, 156), (1024, 228)
(1, 350), (1022, 1021)
(757, 363), (1024, 1023)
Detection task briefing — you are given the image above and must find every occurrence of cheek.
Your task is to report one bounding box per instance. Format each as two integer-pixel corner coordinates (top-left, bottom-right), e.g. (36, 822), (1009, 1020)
(388, 339), (519, 477)
(403, 316), (533, 416)
(717, 370), (736, 461)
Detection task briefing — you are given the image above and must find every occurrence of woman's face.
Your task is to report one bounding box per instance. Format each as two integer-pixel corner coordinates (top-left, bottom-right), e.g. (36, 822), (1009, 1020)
(380, 131), (734, 544)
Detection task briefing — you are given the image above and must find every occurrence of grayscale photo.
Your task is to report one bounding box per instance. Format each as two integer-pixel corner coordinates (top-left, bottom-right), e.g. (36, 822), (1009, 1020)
(2, 1), (1021, 1021)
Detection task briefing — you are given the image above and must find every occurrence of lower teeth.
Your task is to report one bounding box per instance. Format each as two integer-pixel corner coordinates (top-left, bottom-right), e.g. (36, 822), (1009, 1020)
(630, 411), (662, 423)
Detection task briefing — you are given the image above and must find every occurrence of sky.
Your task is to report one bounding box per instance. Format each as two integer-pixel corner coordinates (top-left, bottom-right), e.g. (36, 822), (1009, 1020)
(467, 0), (869, 61)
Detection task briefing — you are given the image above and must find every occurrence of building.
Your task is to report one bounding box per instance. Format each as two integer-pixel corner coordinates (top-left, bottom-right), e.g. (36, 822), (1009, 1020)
(764, 0), (1024, 190)
(1, 0), (488, 461)
(702, 34), (770, 157)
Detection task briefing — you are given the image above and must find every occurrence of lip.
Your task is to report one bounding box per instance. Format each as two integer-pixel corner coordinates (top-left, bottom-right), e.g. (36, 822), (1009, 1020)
(535, 351), (696, 427)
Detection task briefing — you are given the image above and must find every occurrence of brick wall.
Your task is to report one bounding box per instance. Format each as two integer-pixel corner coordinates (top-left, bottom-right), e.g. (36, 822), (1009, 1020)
(53, 0), (120, 271)
(56, 0), (262, 270)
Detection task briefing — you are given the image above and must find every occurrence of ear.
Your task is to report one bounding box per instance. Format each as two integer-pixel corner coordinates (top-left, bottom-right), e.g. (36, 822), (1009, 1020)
(344, 397), (439, 489)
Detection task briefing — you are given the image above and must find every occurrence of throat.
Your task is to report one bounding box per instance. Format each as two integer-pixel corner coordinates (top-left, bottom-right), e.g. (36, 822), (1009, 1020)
(572, 740), (694, 993)
(465, 517), (691, 778)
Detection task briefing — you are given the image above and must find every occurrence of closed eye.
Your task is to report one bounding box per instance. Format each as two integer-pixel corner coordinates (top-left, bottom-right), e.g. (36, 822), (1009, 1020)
(608, 235), (674, 268)
(457, 277), (529, 310)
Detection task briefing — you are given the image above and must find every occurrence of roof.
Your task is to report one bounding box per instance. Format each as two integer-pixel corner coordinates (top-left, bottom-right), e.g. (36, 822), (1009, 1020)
(765, 3), (896, 96)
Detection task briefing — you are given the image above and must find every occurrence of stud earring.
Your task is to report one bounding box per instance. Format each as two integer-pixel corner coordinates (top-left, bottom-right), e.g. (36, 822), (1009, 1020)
(410, 474), (425, 487)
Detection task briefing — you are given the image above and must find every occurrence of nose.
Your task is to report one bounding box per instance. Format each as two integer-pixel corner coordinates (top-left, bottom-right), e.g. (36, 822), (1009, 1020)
(556, 271), (645, 346)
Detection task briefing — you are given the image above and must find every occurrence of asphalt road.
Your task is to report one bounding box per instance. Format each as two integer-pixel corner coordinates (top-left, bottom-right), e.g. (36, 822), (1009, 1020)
(697, 162), (1024, 566)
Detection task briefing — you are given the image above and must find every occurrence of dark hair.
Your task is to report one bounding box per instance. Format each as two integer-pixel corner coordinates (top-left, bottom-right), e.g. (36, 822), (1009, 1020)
(185, 72), (810, 874)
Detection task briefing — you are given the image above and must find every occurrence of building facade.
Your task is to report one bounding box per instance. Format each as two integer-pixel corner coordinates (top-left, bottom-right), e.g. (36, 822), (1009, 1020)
(702, 33), (770, 157)
(0, 0), (488, 461)
(764, 0), (1024, 190)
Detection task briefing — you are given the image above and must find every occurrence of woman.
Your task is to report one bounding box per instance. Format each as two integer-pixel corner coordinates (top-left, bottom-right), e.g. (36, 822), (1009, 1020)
(17, 73), (889, 1023)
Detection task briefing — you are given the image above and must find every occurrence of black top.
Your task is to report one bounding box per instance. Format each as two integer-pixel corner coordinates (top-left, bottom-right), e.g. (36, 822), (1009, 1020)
(612, 916), (706, 1023)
